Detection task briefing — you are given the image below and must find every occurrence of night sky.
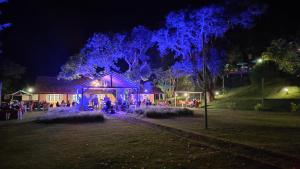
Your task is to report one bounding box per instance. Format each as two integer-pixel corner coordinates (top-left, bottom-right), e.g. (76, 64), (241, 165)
(1, 0), (299, 80)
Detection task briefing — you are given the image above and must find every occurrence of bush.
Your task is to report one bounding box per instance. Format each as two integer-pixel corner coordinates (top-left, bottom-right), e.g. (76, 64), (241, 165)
(37, 107), (104, 123)
(290, 102), (299, 112)
(226, 102), (236, 109)
(254, 103), (263, 111)
(37, 114), (104, 123)
(177, 108), (194, 116)
(133, 106), (194, 119)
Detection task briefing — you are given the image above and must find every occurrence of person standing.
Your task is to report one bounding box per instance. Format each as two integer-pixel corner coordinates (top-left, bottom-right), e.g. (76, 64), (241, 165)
(18, 102), (24, 120)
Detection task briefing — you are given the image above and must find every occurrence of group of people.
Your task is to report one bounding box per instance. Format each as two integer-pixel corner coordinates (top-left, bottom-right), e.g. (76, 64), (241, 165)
(141, 98), (152, 106)
(53, 100), (76, 108)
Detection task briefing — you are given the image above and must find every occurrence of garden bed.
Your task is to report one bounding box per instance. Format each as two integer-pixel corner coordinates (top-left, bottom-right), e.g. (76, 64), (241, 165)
(37, 107), (104, 123)
(130, 106), (194, 118)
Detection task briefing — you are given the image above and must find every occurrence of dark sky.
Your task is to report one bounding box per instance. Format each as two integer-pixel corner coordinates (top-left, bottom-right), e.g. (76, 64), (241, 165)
(1, 0), (300, 80)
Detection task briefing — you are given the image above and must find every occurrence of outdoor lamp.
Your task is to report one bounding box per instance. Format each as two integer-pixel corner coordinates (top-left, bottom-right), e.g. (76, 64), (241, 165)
(284, 87), (289, 95)
(184, 93), (188, 97)
(27, 87), (34, 93)
(215, 91), (220, 96)
(257, 58), (263, 64)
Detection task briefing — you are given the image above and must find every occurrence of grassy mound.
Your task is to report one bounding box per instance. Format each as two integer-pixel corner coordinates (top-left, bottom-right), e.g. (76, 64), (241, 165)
(212, 80), (300, 111)
(132, 106), (194, 118)
(37, 108), (104, 123)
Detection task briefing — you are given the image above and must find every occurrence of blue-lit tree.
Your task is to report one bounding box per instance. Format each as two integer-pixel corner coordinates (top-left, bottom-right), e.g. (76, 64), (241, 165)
(58, 33), (126, 79)
(59, 26), (154, 83)
(152, 4), (264, 99)
(123, 26), (153, 82)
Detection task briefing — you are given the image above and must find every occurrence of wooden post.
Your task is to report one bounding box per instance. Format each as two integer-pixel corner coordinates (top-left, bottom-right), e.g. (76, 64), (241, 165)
(222, 75), (225, 94)
(174, 92), (177, 107)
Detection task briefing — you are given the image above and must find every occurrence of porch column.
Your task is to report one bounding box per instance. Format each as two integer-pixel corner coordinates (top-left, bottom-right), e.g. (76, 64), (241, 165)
(81, 88), (84, 110)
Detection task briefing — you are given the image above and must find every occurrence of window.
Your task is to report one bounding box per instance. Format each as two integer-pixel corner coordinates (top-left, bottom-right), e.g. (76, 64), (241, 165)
(47, 94), (62, 102)
(72, 94), (82, 103)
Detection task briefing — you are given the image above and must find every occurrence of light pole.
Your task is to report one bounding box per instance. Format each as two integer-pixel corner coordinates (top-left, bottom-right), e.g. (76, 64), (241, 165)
(257, 58), (264, 106)
(261, 77), (264, 106)
(202, 33), (208, 129)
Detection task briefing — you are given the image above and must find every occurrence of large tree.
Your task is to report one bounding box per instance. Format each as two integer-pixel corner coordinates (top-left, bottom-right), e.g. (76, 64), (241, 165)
(1, 0), (25, 96)
(152, 4), (264, 99)
(58, 33), (126, 79)
(59, 27), (154, 83)
(262, 38), (300, 77)
(123, 26), (153, 82)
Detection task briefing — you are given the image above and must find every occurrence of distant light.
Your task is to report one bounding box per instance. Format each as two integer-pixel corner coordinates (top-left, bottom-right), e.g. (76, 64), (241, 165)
(215, 91), (220, 96)
(257, 58), (263, 63)
(283, 87), (289, 92)
(27, 87), (34, 93)
(91, 80), (100, 87)
(184, 92), (188, 97)
(144, 89), (148, 93)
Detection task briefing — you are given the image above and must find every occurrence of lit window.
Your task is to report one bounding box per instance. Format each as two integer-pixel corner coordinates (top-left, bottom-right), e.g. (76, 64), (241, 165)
(72, 94), (82, 103)
(47, 94), (62, 102)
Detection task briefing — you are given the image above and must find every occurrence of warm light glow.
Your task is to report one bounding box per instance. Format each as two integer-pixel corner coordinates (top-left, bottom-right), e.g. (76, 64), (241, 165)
(284, 87), (289, 92)
(215, 91), (220, 96)
(184, 92), (188, 97)
(91, 80), (101, 87)
(257, 58), (263, 63)
(27, 87), (34, 93)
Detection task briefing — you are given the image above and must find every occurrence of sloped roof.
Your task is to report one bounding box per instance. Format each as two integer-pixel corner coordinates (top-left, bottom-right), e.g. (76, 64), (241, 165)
(35, 76), (89, 94)
(35, 72), (139, 94)
(9, 90), (32, 96)
(81, 72), (139, 89)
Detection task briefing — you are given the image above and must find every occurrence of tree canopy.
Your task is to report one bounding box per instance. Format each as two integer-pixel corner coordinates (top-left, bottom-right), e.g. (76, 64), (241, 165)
(59, 2), (264, 98)
(262, 38), (300, 76)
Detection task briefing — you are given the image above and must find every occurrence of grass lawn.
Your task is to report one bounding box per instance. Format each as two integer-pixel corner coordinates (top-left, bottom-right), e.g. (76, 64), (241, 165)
(212, 82), (300, 111)
(0, 112), (275, 169)
(140, 109), (300, 158)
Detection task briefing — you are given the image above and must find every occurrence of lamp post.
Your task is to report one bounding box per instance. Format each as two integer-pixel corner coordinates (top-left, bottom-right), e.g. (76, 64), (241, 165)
(202, 33), (208, 129)
(256, 58), (264, 106)
(261, 78), (264, 106)
(284, 87), (289, 95)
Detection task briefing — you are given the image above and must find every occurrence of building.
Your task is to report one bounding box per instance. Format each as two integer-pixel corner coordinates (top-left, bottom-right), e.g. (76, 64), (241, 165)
(32, 72), (164, 107)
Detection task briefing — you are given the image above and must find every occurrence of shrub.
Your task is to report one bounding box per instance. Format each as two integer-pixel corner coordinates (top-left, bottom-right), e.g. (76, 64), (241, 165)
(37, 108), (104, 123)
(37, 114), (104, 123)
(254, 103), (263, 111)
(133, 106), (194, 118)
(290, 102), (299, 112)
(226, 102), (236, 109)
(177, 108), (194, 116)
